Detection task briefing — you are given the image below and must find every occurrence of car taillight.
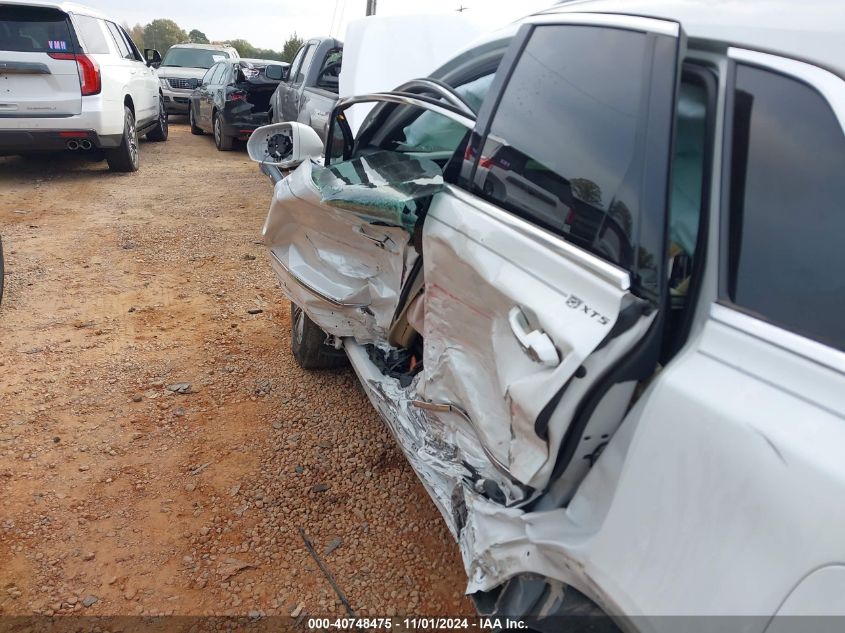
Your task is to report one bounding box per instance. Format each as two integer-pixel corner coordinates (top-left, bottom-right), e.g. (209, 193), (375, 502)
(230, 90), (248, 102)
(48, 52), (101, 96)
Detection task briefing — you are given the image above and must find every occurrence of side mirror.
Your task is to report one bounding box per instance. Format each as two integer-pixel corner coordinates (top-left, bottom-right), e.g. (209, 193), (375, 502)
(247, 122), (324, 170)
(188, 78), (199, 90)
(265, 64), (287, 81)
(144, 49), (162, 68)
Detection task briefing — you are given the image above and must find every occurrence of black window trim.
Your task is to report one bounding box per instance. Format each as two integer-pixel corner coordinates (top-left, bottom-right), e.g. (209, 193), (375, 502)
(718, 49), (845, 354)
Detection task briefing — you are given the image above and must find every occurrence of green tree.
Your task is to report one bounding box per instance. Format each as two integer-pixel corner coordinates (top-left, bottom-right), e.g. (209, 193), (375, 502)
(129, 24), (145, 50)
(143, 19), (187, 55)
(228, 38), (257, 58)
(281, 33), (304, 63)
(570, 177), (603, 207)
(188, 29), (209, 44)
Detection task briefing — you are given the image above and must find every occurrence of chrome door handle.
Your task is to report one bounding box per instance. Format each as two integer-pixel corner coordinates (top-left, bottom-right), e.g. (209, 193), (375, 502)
(508, 307), (560, 367)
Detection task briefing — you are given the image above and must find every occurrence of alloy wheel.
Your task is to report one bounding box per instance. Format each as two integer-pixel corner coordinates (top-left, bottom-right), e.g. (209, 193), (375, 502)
(127, 116), (138, 167)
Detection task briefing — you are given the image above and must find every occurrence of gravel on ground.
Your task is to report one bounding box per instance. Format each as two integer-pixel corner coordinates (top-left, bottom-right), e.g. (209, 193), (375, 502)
(0, 122), (472, 618)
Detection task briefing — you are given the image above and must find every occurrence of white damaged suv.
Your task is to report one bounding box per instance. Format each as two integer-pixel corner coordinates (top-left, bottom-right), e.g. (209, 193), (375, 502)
(0, 1), (167, 171)
(249, 0), (845, 629)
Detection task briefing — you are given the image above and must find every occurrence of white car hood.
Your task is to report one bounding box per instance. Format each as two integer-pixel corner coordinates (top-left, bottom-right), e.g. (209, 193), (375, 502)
(339, 14), (485, 133)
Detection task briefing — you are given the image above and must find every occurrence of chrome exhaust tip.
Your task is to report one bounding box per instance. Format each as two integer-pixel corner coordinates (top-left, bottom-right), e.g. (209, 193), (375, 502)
(66, 140), (79, 150)
(79, 140), (92, 150)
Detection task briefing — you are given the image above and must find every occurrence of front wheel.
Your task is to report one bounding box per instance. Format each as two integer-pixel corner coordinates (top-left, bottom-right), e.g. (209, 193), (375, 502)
(104, 106), (139, 172)
(290, 303), (348, 370)
(213, 112), (233, 151)
(189, 105), (203, 135)
(146, 97), (169, 142)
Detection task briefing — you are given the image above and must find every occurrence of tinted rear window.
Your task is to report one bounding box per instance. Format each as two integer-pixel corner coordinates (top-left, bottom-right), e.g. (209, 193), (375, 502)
(72, 15), (109, 55)
(726, 64), (845, 351)
(0, 6), (74, 53)
(162, 47), (229, 69)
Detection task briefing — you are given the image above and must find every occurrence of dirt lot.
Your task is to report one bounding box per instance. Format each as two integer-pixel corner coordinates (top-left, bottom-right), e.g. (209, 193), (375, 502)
(0, 122), (471, 619)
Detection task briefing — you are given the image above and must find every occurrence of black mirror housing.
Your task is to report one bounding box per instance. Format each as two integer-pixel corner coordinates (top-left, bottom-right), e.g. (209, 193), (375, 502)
(144, 48), (162, 68)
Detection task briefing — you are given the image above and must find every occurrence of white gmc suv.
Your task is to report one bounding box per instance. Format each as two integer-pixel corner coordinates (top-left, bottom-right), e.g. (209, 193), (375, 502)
(0, 1), (167, 172)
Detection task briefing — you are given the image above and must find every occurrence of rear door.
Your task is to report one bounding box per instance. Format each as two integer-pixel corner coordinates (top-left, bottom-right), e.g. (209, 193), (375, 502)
(0, 5), (81, 117)
(415, 15), (682, 496)
(103, 20), (152, 123)
(199, 62), (222, 124)
(119, 24), (157, 122)
(573, 50), (845, 619)
(281, 40), (317, 122)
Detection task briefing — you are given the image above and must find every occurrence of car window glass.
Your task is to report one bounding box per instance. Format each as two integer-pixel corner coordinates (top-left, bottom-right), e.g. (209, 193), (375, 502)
(0, 5), (73, 53)
(473, 25), (672, 294)
(72, 15), (109, 54)
(105, 21), (130, 59)
(201, 65), (215, 85)
(727, 64), (845, 351)
(295, 43), (317, 85)
(162, 48), (229, 69)
(287, 45), (306, 84)
(119, 26), (142, 61)
(210, 63), (225, 84)
(317, 48), (342, 92)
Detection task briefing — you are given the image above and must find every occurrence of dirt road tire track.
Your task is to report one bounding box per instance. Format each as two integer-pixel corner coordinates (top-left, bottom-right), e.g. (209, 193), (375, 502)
(0, 123), (471, 618)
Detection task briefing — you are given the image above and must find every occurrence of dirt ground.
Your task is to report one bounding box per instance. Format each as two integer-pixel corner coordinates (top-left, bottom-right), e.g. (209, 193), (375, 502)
(0, 122), (472, 620)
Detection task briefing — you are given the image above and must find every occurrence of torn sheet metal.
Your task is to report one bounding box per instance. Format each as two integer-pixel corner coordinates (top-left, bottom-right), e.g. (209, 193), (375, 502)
(418, 191), (639, 491)
(312, 151), (445, 232)
(262, 158), (421, 342)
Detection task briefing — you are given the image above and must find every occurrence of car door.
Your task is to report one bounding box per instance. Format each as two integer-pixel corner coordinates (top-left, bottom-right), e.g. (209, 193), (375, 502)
(413, 15), (683, 502)
(282, 40), (317, 122)
(119, 24), (156, 122)
(273, 43), (305, 122)
(550, 49), (845, 622)
(104, 21), (149, 122)
(199, 62), (222, 124)
(193, 65), (213, 126)
(212, 62), (232, 114)
(261, 87), (477, 343)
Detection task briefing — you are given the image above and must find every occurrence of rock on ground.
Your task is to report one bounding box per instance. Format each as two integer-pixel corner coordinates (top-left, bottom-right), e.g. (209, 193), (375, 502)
(0, 123), (471, 617)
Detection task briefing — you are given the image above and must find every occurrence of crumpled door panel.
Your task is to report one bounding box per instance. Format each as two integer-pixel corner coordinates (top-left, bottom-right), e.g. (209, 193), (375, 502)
(263, 153), (443, 343)
(418, 189), (639, 492)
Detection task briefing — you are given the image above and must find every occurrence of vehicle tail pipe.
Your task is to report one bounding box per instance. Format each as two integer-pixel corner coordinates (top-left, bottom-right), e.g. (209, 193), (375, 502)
(79, 140), (92, 150)
(66, 140), (79, 151)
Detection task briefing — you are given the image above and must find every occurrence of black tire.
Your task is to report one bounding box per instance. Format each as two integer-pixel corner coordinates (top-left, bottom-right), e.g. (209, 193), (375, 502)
(189, 105), (203, 135)
(104, 106), (139, 172)
(213, 112), (234, 151)
(290, 303), (348, 370)
(146, 97), (169, 142)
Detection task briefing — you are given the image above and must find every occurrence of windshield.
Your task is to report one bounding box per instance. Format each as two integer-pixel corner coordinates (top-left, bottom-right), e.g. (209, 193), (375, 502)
(161, 47), (229, 69)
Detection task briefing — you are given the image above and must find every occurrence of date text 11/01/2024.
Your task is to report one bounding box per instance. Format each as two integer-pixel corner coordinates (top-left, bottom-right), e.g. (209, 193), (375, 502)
(306, 617), (529, 630)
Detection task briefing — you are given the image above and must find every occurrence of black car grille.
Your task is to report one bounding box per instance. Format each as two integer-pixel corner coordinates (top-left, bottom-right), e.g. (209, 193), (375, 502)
(167, 78), (194, 90)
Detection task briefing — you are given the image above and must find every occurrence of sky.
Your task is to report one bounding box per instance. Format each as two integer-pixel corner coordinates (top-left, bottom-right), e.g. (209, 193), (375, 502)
(94, 0), (554, 51)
